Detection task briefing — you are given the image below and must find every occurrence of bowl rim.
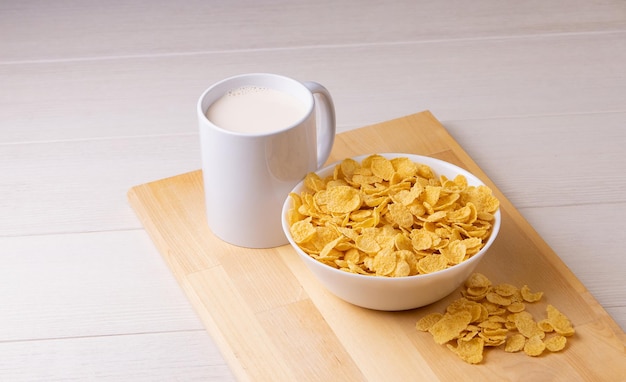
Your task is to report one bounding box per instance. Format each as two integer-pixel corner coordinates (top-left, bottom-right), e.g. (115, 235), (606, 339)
(281, 152), (501, 282)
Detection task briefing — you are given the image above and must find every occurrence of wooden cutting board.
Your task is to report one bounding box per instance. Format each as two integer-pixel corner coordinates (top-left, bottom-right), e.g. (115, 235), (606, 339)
(128, 111), (626, 381)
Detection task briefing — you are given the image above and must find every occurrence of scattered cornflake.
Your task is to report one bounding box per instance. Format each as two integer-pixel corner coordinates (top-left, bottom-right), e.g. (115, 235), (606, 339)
(521, 284), (544, 302)
(546, 304), (576, 337)
(428, 311), (473, 345)
(505, 333), (526, 353)
(514, 311), (545, 339)
(545, 335), (568, 352)
(447, 337), (484, 364)
(415, 313), (443, 332)
(415, 273), (575, 364)
(524, 334), (546, 357)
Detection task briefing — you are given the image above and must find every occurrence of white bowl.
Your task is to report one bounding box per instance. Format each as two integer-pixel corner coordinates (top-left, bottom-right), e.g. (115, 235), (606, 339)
(281, 153), (501, 311)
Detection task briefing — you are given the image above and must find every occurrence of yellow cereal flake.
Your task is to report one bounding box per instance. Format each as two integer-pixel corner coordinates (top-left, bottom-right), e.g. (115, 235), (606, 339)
(417, 254), (449, 274)
(537, 318), (554, 333)
(447, 338), (484, 364)
(289, 217), (316, 244)
(416, 273), (575, 365)
(415, 313), (443, 332)
(325, 186), (362, 214)
(303, 172), (326, 192)
(479, 332), (507, 347)
(355, 233), (381, 255)
(391, 157), (418, 179)
(486, 292), (513, 307)
(440, 240), (467, 265)
(523, 334), (546, 357)
(369, 155), (396, 181)
(493, 283), (518, 297)
(546, 304), (575, 336)
(387, 203), (415, 228)
(507, 301), (526, 313)
(514, 311), (545, 339)
(544, 335), (567, 352)
(465, 273), (492, 289)
(372, 248), (397, 276)
(505, 333), (526, 353)
(428, 311), (473, 345)
(459, 326), (480, 341)
(521, 285), (543, 302)
(411, 230), (434, 251)
(287, 155), (500, 277)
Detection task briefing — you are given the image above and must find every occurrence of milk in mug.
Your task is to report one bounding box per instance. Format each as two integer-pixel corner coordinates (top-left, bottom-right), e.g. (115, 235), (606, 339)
(206, 86), (308, 134)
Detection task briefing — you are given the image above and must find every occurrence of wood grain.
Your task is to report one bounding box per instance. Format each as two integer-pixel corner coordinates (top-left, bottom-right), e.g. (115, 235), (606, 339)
(128, 111), (626, 381)
(0, 231), (204, 341)
(4, 0), (625, 62)
(0, 331), (232, 381)
(3, 32), (625, 143)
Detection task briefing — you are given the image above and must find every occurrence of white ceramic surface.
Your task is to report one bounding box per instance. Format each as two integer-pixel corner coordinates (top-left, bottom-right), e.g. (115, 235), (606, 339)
(282, 153), (501, 311)
(198, 73), (336, 248)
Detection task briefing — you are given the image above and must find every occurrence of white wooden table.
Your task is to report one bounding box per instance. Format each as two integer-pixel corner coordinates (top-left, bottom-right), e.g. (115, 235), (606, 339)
(1, 1), (624, 380)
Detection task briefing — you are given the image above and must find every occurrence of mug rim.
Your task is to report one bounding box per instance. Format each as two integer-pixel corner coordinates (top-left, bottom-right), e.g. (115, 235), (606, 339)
(197, 72), (315, 137)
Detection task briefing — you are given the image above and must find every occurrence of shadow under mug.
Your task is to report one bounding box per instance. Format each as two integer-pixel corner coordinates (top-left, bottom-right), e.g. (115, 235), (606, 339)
(198, 73), (336, 248)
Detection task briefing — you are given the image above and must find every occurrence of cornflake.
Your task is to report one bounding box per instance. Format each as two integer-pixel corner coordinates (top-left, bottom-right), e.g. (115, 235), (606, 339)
(287, 155), (499, 277)
(415, 273), (575, 364)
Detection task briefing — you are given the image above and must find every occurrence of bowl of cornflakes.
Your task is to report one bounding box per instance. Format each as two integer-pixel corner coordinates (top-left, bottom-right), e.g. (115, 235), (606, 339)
(281, 153), (501, 311)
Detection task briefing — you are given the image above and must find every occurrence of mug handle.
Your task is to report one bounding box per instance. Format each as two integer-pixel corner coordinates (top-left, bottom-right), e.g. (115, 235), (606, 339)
(303, 81), (336, 168)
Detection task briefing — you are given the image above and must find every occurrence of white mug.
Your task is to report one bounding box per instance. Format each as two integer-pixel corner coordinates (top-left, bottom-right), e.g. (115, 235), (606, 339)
(198, 73), (336, 248)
